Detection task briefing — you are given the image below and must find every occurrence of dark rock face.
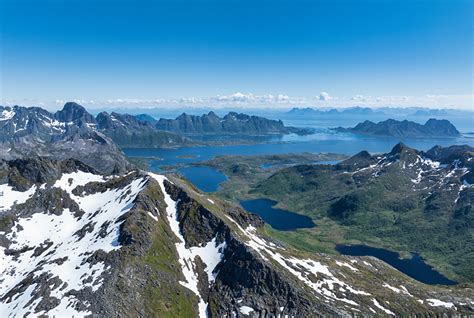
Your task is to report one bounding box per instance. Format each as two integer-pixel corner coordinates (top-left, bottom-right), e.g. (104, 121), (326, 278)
(156, 111), (309, 135)
(335, 118), (460, 138)
(163, 180), (337, 317)
(1, 157), (96, 191)
(134, 113), (158, 125)
(54, 102), (97, 125)
(0, 104), (132, 174)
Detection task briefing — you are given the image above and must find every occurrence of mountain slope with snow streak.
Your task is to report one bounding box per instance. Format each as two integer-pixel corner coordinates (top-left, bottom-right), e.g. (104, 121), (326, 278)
(1, 157), (473, 317)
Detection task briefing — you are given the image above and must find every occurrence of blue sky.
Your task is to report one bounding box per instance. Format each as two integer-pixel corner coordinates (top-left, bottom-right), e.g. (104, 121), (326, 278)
(0, 0), (472, 109)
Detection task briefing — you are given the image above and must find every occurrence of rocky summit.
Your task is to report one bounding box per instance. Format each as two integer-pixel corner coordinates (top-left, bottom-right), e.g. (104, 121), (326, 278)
(155, 111), (310, 135)
(0, 104), (131, 175)
(335, 118), (461, 138)
(0, 157), (473, 316)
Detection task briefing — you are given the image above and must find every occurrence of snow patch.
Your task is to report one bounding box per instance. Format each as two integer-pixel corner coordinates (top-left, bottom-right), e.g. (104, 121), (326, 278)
(147, 211), (159, 221)
(336, 261), (358, 271)
(150, 173), (226, 318)
(239, 306), (254, 315)
(372, 299), (395, 315)
(426, 299), (455, 309)
(0, 109), (15, 121)
(53, 171), (105, 194)
(0, 184), (37, 212)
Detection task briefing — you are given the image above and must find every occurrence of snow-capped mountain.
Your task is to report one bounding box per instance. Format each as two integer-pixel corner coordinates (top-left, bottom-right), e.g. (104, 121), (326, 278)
(0, 103), (131, 174)
(1, 157), (473, 316)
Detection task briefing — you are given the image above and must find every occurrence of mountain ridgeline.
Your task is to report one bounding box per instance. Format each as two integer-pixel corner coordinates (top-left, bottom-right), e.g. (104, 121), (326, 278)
(1, 156), (473, 316)
(335, 118), (461, 138)
(0, 104), (131, 174)
(156, 111), (309, 135)
(0, 103), (310, 150)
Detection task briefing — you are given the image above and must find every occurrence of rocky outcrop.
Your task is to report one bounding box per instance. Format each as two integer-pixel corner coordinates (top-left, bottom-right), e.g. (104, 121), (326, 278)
(96, 111), (190, 148)
(0, 104), (133, 174)
(335, 118), (461, 138)
(156, 111), (310, 135)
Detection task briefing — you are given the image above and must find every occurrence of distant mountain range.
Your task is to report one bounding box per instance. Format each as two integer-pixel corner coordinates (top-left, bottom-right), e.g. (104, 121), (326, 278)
(155, 111), (310, 135)
(96, 111), (190, 148)
(0, 103), (131, 174)
(335, 118), (460, 138)
(287, 106), (378, 116)
(0, 103), (309, 153)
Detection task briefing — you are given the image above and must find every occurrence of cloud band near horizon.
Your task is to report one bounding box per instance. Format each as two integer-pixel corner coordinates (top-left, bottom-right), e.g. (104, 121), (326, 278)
(0, 92), (472, 111)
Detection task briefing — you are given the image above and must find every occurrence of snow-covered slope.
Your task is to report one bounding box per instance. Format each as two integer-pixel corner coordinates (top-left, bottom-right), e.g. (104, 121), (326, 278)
(1, 157), (473, 317)
(0, 167), (148, 316)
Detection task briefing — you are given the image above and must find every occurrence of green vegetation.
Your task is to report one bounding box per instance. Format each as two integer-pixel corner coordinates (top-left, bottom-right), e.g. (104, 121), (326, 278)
(140, 219), (198, 317)
(193, 152), (347, 201)
(254, 163), (474, 283)
(190, 151), (474, 284)
(120, 184), (198, 317)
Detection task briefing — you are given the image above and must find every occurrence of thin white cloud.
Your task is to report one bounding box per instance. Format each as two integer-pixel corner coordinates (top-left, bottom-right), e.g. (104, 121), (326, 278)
(212, 92), (291, 104)
(1, 93), (473, 110)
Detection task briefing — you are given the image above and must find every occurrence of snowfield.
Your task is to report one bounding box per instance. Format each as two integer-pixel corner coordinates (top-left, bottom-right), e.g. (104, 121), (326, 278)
(0, 184), (37, 212)
(0, 170), (148, 317)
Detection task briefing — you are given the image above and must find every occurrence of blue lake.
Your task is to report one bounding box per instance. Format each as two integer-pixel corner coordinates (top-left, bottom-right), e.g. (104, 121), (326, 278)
(336, 244), (457, 285)
(178, 166), (227, 192)
(240, 198), (316, 231)
(124, 131), (474, 169)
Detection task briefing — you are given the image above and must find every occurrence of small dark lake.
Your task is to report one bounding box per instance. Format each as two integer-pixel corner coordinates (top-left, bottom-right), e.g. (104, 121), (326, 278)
(336, 244), (457, 285)
(178, 166), (227, 192)
(240, 198), (316, 231)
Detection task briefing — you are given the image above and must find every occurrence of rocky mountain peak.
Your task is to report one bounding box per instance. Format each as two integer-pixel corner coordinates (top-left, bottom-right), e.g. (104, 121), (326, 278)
(54, 102), (96, 124)
(389, 142), (416, 155)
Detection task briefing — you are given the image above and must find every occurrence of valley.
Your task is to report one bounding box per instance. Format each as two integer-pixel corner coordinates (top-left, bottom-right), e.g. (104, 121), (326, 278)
(156, 144), (474, 286)
(3, 1), (473, 315)
(1, 102), (473, 316)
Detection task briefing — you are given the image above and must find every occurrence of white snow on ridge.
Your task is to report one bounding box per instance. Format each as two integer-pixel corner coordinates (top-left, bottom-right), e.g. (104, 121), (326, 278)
(336, 260), (358, 271)
(239, 305), (255, 315)
(150, 173), (226, 318)
(372, 298), (395, 316)
(0, 184), (37, 212)
(0, 109), (15, 121)
(426, 299), (455, 309)
(53, 170), (105, 194)
(147, 211), (159, 221)
(0, 171), (148, 317)
(225, 217), (369, 308)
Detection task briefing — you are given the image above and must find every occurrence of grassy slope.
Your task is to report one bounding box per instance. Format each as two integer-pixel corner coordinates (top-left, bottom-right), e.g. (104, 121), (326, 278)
(193, 154), (473, 284)
(253, 164), (474, 283)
